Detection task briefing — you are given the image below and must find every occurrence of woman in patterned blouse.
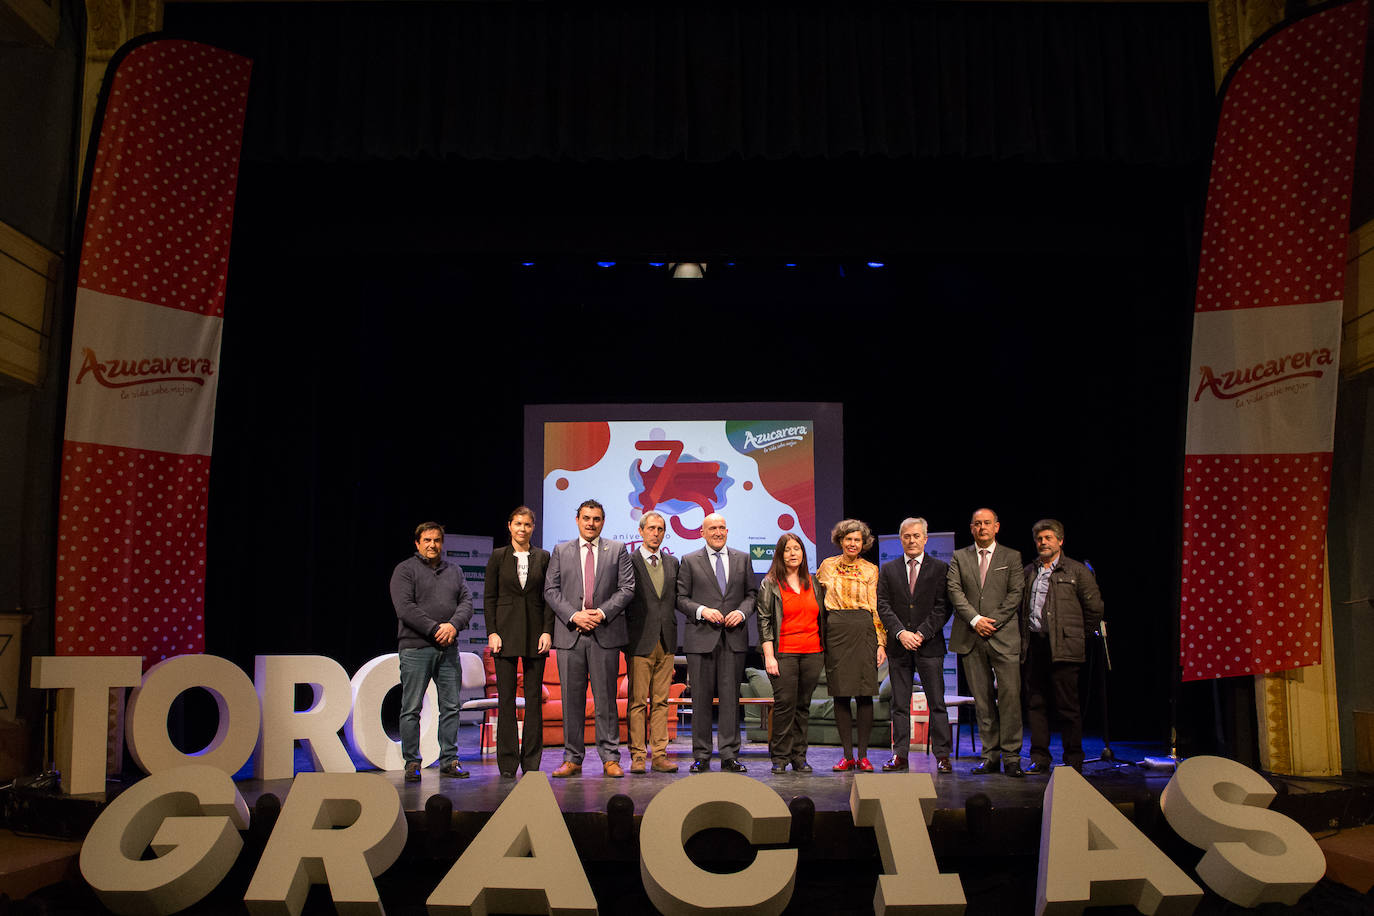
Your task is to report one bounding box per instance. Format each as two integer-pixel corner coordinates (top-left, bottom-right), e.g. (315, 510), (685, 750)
(815, 518), (886, 772)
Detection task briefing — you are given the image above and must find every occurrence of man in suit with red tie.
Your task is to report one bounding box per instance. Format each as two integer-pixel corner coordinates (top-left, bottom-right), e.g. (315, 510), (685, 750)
(947, 508), (1025, 776)
(876, 517), (953, 773)
(676, 512), (758, 773)
(625, 511), (681, 773)
(544, 499), (635, 778)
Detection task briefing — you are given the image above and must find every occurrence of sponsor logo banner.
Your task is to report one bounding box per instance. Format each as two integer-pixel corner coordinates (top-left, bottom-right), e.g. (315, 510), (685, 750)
(55, 40), (251, 665)
(64, 290), (223, 455)
(1184, 301), (1341, 455)
(1178, 0), (1367, 681)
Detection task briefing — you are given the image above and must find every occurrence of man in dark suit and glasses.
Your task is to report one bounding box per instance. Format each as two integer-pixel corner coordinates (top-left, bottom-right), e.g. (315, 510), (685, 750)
(947, 507), (1025, 776)
(676, 512), (758, 773)
(543, 499), (635, 778)
(876, 516), (953, 773)
(625, 511), (681, 773)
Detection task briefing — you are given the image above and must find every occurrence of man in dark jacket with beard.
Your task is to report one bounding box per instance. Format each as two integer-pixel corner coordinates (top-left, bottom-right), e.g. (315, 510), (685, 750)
(1021, 518), (1104, 774)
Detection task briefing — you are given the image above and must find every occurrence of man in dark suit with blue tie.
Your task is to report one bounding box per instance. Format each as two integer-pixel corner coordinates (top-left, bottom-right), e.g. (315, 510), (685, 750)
(544, 499), (635, 778)
(947, 507), (1025, 776)
(876, 517), (953, 773)
(625, 511), (680, 773)
(676, 512), (758, 773)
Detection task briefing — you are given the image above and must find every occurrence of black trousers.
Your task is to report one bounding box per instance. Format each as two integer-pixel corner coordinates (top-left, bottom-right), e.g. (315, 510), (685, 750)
(889, 648), (951, 757)
(494, 653), (546, 773)
(768, 652), (823, 765)
(1023, 632), (1084, 767)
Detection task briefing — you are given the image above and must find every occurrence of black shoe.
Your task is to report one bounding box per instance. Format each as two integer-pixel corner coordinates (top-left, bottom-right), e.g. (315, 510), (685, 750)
(499, 770), (517, 779)
(771, 762), (788, 775)
(440, 760), (470, 779)
(792, 760), (813, 773)
(1023, 761), (1052, 775)
(936, 757), (953, 774)
(689, 759), (710, 773)
(721, 759), (748, 774)
(1004, 760), (1024, 778)
(970, 759), (1000, 775)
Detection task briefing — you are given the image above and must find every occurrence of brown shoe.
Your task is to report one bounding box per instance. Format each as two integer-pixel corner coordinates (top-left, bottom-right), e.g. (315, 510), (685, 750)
(439, 760), (469, 779)
(651, 758), (680, 773)
(630, 758), (647, 774)
(936, 757), (953, 774)
(551, 761), (582, 778)
(603, 761), (625, 778)
(881, 755), (909, 772)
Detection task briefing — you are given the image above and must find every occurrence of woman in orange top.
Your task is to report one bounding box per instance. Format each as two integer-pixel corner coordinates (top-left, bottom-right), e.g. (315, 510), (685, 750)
(815, 518), (886, 772)
(757, 533), (828, 774)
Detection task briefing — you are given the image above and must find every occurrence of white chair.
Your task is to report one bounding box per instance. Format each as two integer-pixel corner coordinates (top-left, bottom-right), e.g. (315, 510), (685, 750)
(458, 650), (523, 755)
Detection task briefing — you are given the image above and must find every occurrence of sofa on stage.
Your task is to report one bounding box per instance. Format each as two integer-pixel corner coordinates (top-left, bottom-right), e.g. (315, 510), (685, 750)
(478, 648), (686, 747)
(740, 661), (893, 747)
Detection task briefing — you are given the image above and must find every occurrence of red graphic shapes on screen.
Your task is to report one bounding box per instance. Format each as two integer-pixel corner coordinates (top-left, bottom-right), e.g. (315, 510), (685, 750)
(632, 439), (727, 540)
(544, 422), (611, 478)
(742, 480), (753, 490)
(556, 477), (569, 490)
(778, 514), (795, 531)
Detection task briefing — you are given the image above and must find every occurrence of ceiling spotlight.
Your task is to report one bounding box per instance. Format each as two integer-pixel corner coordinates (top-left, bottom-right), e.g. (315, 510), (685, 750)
(595, 261), (617, 268)
(866, 261), (885, 269)
(668, 262), (707, 279)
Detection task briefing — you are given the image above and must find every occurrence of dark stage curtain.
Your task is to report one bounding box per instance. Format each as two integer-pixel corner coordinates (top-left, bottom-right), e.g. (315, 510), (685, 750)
(164, 1), (1215, 166)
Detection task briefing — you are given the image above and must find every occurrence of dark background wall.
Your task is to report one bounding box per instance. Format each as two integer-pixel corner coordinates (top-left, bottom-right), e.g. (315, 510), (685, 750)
(154, 0), (1225, 748)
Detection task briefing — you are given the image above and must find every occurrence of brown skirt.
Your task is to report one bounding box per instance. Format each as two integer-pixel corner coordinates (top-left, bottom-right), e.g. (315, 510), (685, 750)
(823, 607), (879, 696)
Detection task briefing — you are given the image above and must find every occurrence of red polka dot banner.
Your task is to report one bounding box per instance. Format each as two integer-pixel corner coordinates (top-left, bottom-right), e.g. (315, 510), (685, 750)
(56, 40), (251, 668)
(1180, 1), (1367, 681)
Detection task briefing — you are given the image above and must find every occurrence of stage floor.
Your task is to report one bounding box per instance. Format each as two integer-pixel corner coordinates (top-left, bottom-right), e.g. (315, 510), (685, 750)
(241, 731), (1169, 813)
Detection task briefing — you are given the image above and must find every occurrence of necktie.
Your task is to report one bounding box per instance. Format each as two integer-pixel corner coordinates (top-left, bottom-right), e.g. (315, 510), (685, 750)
(583, 542), (596, 609)
(908, 558), (919, 593)
(978, 548), (990, 587)
(714, 550), (727, 594)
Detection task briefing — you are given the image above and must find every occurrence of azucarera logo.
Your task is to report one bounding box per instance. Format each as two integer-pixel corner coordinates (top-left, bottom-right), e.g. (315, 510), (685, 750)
(74, 347), (213, 389)
(740, 424), (809, 451)
(1192, 347), (1332, 402)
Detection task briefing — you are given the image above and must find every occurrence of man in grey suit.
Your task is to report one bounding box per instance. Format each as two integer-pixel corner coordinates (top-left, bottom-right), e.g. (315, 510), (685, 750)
(625, 511), (680, 773)
(676, 512), (757, 773)
(947, 507), (1025, 776)
(544, 499), (635, 778)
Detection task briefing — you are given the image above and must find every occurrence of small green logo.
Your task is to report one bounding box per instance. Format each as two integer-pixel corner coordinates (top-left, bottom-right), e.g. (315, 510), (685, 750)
(750, 545), (775, 562)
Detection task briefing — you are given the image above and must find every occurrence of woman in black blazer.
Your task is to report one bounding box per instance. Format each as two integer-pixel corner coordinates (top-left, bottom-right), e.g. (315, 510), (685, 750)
(484, 506), (553, 777)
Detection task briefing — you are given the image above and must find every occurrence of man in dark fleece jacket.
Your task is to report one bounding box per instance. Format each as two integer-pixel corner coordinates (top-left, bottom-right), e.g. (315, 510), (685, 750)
(390, 521), (473, 781)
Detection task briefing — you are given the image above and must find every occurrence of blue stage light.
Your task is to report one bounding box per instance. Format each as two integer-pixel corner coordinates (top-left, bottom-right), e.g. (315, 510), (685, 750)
(596, 261), (616, 268)
(866, 261), (885, 269)
(784, 262), (797, 268)
(648, 262), (666, 267)
(520, 261), (536, 267)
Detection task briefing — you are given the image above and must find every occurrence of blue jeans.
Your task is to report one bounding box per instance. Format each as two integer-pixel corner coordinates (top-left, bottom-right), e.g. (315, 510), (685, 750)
(398, 645), (461, 766)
